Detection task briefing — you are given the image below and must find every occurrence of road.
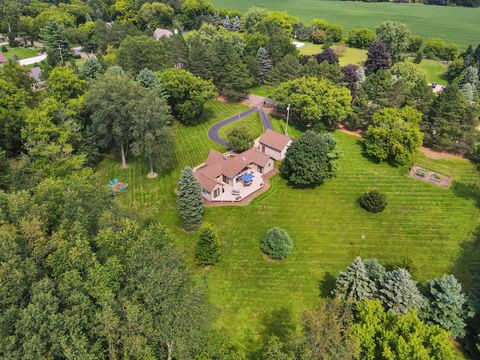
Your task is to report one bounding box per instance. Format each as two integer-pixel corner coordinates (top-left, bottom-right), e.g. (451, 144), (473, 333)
(208, 107), (273, 147)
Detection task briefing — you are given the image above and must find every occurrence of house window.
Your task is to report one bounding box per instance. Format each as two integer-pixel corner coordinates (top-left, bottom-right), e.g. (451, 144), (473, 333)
(213, 188), (220, 198)
(222, 175), (229, 184)
(257, 165), (263, 173)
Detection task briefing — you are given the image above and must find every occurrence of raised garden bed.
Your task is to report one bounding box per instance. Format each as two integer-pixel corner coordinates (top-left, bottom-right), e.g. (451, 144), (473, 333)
(408, 165), (451, 189)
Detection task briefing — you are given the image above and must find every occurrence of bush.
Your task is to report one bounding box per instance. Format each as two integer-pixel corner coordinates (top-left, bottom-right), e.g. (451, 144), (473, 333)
(227, 124), (255, 152)
(347, 28), (375, 49)
(195, 223), (221, 266)
(423, 38), (458, 61)
(1, 45), (7, 53)
(359, 190), (387, 213)
(311, 29), (326, 44)
(261, 227), (293, 260)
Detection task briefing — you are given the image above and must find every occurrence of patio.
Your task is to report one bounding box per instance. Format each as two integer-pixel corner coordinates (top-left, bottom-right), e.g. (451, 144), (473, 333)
(214, 169), (265, 202)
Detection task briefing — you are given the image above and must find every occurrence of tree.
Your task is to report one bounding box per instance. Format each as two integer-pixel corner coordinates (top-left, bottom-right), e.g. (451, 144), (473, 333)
(375, 21), (411, 63)
(274, 77), (352, 129)
(316, 47), (339, 65)
(350, 300), (456, 359)
(178, 167), (203, 231)
(79, 58), (103, 81)
(136, 67), (168, 99)
(41, 20), (72, 66)
(262, 336), (295, 360)
(137, 2), (174, 30)
(46, 66), (88, 103)
(223, 15), (231, 30)
(256, 47), (273, 83)
(347, 28), (375, 49)
(270, 54), (302, 84)
(363, 258), (386, 282)
(341, 64), (362, 97)
(364, 106), (423, 165)
(86, 72), (144, 168)
(420, 274), (473, 338)
(301, 298), (358, 360)
(158, 68), (216, 124)
(116, 35), (172, 74)
(261, 227), (293, 260)
(365, 40), (391, 74)
(358, 190), (387, 213)
(195, 223), (221, 266)
(280, 131), (341, 187)
(378, 269), (424, 315)
(232, 16), (241, 32)
(129, 90), (174, 178)
(227, 124), (255, 152)
(423, 38), (458, 61)
(334, 257), (377, 303)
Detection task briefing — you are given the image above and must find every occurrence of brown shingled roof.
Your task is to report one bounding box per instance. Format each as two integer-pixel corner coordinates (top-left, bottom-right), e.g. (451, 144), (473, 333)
(195, 172), (222, 192)
(259, 129), (291, 152)
(241, 148), (271, 167)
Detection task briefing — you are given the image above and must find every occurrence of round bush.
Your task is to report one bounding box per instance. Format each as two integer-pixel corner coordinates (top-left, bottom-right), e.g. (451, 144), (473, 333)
(359, 190), (387, 213)
(261, 227), (293, 260)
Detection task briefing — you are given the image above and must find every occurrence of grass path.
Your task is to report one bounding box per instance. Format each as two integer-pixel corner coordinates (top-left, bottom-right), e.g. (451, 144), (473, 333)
(96, 100), (480, 354)
(212, 0), (480, 49)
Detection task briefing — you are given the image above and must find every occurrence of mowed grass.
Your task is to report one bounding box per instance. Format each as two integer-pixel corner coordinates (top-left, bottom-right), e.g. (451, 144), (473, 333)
(416, 58), (448, 84)
(218, 112), (264, 140)
(249, 84), (276, 98)
(96, 100), (480, 354)
(2, 46), (38, 60)
(333, 45), (367, 66)
(212, 0), (480, 49)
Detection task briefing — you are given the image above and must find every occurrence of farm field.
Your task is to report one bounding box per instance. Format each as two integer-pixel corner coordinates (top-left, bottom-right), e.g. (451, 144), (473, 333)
(96, 100), (480, 354)
(212, 0), (480, 49)
(2, 46), (38, 60)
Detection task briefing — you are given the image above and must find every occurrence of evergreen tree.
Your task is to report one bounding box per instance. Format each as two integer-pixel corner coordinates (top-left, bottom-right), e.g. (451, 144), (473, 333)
(365, 40), (391, 74)
(256, 47), (273, 83)
(270, 54), (302, 85)
(187, 37), (216, 81)
(363, 258), (386, 282)
(41, 20), (72, 66)
(334, 256), (377, 303)
(178, 167), (203, 231)
(79, 58), (103, 81)
(195, 223), (221, 266)
(420, 274), (473, 338)
(136, 68), (168, 99)
(379, 269), (424, 315)
(223, 15), (231, 30)
(232, 16), (240, 32)
(216, 42), (252, 100)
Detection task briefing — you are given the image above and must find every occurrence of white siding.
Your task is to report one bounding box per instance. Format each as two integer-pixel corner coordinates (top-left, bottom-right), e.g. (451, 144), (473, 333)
(263, 145), (282, 160)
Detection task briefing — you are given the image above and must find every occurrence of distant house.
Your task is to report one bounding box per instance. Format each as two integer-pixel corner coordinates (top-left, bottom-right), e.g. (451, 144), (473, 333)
(153, 28), (173, 40)
(0, 53), (7, 66)
(28, 66), (45, 91)
(431, 83), (446, 94)
(255, 129), (292, 160)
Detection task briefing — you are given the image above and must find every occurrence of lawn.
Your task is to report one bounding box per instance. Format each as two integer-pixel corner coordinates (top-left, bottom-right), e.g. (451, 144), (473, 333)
(96, 100), (480, 355)
(212, 0), (480, 49)
(249, 84), (276, 98)
(298, 42), (323, 56)
(333, 45), (367, 66)
(2, 46), (38, 60)
(415, 58), (448, 84)
(218, 111), (264, 140)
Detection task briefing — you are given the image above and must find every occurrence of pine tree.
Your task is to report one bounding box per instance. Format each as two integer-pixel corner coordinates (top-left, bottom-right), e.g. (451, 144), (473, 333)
(232, 16), (240, 32)
(178, 167), (203, 231)
(334, 256), (377, 303)
(195, 223), (221, 266)
(223, 15), (231, 31)
(365, 40), (391, 74)
(420, 274), (473, 338)
(136, 68), (168, 99)
(256, 47), (273, 84)
(79, 59), (103, 81)
(41, 20), (72, 67)
(378, 268), (423, 315)
(270, 54), (302, 85)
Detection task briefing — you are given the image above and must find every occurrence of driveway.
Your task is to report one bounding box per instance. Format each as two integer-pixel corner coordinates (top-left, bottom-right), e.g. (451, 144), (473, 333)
(208, 107), (273, 147)
(18, 54), (47, 66)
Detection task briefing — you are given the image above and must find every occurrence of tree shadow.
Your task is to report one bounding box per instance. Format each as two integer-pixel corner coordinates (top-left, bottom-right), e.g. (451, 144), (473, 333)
(451, 181), (480, 208)
(318, 271), (336, 298)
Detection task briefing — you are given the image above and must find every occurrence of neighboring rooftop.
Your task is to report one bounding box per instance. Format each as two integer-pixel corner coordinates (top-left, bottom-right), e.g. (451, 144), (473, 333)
(258, 129), (291, 152)
(0, 53), (7, 64)
(28, 66), (42, 82)
(153, 28), (173, 40)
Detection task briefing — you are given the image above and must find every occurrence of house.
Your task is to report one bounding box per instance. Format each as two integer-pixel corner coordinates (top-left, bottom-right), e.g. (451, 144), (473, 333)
(194, 148), (274, 202)
(431, 82), (446, 93)
(28, 66), (45, 91)
(255, 129), (292, 160)
(0, 53), (7, 66)
(153, 28), (173, 40)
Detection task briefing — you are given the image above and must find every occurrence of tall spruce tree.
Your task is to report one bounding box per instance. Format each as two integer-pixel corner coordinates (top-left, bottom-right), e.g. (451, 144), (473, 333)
(178, 167), (203, 231)
(136, 68), (168, 99)
(232, 16), (240, 32)
(195, 223), (221, 266)
(271, 54), (302, 84)
(420, 274), (473, 338)
(256, 47), (273, 84)
(223, 15), (231, 30)
(334, 256), (377, 303)
(41, 20), (72, 66)
(379, 268), (424, 315)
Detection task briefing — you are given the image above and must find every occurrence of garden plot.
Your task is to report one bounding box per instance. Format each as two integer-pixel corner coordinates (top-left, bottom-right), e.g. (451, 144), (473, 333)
(409, 165), (451, 188)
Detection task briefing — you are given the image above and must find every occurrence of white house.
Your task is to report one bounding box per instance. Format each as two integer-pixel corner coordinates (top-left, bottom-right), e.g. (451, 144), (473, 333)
(255, 129), (292, 160)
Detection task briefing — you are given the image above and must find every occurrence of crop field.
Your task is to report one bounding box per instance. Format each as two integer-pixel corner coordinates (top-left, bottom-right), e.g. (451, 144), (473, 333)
(212, 0), (480, 49)
(97, 100), (480, 354)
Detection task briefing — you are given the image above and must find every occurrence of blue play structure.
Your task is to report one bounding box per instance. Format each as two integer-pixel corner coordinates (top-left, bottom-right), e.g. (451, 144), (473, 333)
(108, 178), (129, 191)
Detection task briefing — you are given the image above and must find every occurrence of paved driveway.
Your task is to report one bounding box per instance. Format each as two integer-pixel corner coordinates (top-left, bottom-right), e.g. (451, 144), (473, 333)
(18, 54), (47, 66)
(208, 107), (273, 147)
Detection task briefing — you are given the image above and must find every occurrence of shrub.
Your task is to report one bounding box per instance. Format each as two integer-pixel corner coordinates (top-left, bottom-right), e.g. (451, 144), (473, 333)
(423, 38), (458, 61)
(195, 223), (221, 266)
(359, 190), (387, 213)
(311, 29), (326, 44)
(347, 28), (375, 49)
(227, 124), (255, 152)
(1, 45), (7, 52)
(261, 227), (293, 260)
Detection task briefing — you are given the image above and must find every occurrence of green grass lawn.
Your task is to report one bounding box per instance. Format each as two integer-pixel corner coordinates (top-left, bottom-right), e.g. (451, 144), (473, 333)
(333, 45), (367, 66)
(249, 84), (276, 98)
(218, 112), (264, 141)
(212, 0), (480, 49)
(415, 58), (448, 84)
(2, 46), (38, 60)
(298, 42), (323, 56)
(96, 100), (480, 355)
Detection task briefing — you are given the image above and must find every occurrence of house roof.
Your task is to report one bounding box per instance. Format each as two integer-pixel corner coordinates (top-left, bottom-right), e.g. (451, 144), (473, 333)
(28, 66), (42, 82)
(153, 28), (173, 40)
(0, 53), (7, 64)
(205, 150), (224, 166)
(241, 148), (271, 167)
(259, 129), (291, 152)
(195, 172), (222, 192)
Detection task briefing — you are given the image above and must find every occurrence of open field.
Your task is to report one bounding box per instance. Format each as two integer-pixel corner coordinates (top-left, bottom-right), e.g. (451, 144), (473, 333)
(212, 0), (480, 49)
(97, 100), (480, 355)
(2, 46), (38, 60)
